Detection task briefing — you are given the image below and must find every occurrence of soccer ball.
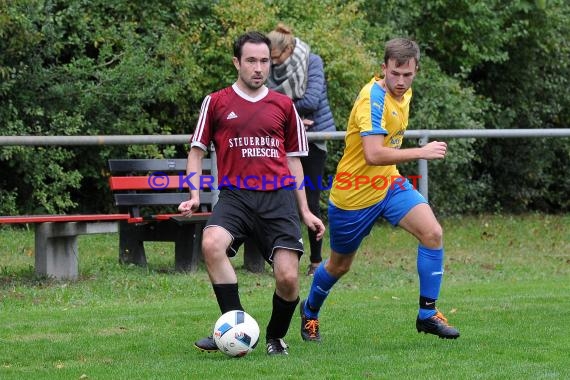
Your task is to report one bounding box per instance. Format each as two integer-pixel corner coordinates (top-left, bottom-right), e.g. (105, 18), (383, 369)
(213, 310), (260, 357)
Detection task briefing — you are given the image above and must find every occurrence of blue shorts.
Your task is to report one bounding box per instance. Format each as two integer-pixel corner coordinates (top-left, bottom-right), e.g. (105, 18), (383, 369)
(328, 178), (427, 254)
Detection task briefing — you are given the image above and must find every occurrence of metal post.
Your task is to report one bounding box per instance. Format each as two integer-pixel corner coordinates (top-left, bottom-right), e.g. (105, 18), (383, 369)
(209, 145), (219, 206)
(417, 135), (429, 201)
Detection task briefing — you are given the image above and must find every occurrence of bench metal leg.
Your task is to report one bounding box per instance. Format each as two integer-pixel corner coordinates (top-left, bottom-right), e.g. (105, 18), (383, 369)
(118, 220), (264, 273)
(119, 220), (202, 271)
(174, 223), (203, 272)
(243, 237), (266, 273)
(118, 221), (148, 266)
(192, 224), (204, 263)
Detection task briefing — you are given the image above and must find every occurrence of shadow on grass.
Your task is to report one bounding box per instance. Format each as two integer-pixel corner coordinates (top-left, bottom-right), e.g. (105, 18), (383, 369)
(0, 265), (58, 288)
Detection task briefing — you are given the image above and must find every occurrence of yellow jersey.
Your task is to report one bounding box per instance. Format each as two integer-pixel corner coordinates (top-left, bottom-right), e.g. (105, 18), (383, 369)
(330, 76), (412, 210)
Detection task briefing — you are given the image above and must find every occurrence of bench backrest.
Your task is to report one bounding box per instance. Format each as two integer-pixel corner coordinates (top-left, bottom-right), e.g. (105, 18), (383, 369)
(108, 158), (217, 218)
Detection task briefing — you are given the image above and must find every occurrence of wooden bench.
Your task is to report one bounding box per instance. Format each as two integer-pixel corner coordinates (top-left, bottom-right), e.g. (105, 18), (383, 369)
(108, 157), (265, 273)
(0, 157), (265, 280)
(0, 157), (213, 280)
(0, 214), (130, 280)
(108, 158), (217, 272)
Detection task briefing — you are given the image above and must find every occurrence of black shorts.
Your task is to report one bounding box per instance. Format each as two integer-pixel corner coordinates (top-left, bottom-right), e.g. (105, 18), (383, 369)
(205, 188), (304, 263)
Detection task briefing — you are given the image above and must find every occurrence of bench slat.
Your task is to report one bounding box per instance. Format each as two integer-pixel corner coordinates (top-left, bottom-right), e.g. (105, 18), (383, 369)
(0, 214), (130, 224)
(108, 158), (212, 172)
(110, 176), (183, 190)
(128, 212), (211, 223)
(109, 175), (214, 191)
(104, 157), (228, 273)
(113, 192), (214, 207)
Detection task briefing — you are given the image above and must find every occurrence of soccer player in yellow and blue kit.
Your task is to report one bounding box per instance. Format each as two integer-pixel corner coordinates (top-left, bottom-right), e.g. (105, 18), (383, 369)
(299, 38), (460, 341)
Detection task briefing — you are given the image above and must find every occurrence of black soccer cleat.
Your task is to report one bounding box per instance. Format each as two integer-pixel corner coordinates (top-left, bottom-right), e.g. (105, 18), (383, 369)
(266, 338), (289, 355)
(300, 299), (321, 342)
(194, 335), (219, 352)
(416, 310), (460, 339)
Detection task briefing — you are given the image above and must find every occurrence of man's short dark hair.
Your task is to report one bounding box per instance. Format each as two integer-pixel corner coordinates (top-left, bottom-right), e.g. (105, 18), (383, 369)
(384, 38), (420, 69)
(233, 31), (272, 61)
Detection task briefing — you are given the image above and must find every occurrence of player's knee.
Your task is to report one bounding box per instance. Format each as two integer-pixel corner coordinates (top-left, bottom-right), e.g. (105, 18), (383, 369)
(336, 265), (351, 277)
(275, 271), (298, 293)
(420, 224), (443, 248)
(201, 233), (227, 257)
(326, 258), (352, 278)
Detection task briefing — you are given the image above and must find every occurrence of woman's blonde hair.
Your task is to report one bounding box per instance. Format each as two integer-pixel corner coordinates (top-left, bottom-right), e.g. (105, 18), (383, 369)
(267, 23), (296, 52)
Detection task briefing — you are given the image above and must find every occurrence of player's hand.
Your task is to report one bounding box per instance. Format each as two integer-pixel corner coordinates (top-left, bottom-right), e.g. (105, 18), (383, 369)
(421, 141), (447, 160)
(303, 118), (314, 130)
(302, 212), (326, 241)
(178, 198), (200, 217)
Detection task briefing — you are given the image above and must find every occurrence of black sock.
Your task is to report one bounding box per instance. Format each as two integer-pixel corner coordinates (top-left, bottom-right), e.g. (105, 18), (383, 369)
(419, 296), (437, 310)
(212, 283), (244, 314)
(266, 292), (299, 340)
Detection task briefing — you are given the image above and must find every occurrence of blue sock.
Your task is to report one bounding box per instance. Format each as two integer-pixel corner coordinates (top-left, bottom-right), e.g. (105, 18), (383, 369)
(417, 245), (444, 320)
(304, 262), (338, 319)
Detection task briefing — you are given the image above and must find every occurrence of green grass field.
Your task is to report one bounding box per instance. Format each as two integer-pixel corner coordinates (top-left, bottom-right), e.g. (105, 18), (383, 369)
(1, 213), (569, 379)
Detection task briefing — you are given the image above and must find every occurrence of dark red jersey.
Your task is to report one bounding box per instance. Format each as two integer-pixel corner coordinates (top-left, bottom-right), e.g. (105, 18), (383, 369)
(191, 84), (308, 190)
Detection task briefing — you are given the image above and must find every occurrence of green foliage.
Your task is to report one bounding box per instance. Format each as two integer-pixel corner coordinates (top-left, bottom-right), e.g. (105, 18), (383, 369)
(361, 2), (494, 215)
(0, 0), (373, 215)
(365, 0), (519, 76)
(363, 0), (570, 214)
(407, 59), (489, 215)
(261, 0), (375, 127)
(246, 0), (376, 184)
(0, 0), (218, 214)
(472, 0), (570, 211)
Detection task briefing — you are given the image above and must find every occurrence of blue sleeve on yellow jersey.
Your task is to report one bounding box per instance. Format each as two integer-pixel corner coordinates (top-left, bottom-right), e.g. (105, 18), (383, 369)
(361, 84), (388, 137)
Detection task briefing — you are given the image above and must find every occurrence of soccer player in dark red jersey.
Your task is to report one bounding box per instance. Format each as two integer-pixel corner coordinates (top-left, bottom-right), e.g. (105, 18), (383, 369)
(178, 31), (325, 356)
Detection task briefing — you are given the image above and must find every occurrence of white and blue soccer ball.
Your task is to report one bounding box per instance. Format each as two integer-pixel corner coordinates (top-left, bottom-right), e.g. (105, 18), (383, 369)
(213, 310), (260, 357)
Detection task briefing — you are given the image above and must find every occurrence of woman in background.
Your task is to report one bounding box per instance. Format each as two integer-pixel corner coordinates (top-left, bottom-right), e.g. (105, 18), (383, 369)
(267, 24), (336, 276)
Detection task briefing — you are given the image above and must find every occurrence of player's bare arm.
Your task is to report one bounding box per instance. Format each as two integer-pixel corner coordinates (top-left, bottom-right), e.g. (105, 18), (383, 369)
(178, 147), (205, 217)
(362, 135), (447, 166)
(287, 156), (326, 240)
